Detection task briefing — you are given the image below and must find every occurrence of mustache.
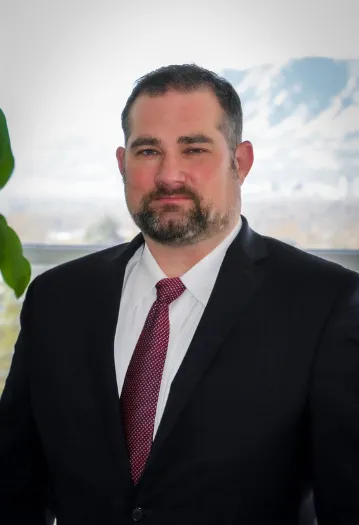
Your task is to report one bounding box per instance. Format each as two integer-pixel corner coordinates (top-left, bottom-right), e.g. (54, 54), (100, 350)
(146, 186), (199, 202)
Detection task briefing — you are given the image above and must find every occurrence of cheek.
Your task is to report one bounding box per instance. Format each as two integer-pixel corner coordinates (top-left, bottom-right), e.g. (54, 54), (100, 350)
(195, 166), (223, 193)
(190, 162), (218, 188)
(125, 167), (154, 195)
(197, 170), (234, 207)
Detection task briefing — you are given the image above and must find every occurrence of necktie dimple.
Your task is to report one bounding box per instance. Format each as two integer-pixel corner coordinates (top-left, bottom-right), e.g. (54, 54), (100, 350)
(120, 277), (186, 485)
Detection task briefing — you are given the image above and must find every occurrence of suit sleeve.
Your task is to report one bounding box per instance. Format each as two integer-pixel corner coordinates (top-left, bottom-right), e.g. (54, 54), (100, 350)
(310, 272), (359, 524)
(0, 278), (54, 525)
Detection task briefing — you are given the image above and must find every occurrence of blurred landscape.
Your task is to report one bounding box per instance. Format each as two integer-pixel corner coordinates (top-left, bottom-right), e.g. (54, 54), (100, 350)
(1, 195), (359, 249)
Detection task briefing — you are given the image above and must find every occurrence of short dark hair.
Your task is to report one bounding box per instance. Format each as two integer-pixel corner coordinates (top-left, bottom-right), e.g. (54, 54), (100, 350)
(121, 63), (243, 152)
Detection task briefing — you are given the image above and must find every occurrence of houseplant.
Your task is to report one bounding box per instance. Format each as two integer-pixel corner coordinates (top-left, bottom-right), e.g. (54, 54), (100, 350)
(0, 108), (31, 298)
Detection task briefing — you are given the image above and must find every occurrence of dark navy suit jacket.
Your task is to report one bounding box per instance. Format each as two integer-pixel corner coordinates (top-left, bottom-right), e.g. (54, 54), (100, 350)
(1, 215), (359, 524)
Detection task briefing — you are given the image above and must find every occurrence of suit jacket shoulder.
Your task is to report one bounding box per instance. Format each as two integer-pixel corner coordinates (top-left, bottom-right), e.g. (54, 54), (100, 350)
(261, 233), (358, 289)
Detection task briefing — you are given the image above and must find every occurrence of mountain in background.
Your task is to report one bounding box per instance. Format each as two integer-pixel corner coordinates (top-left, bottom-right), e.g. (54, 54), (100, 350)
(223, 56), (359, 200)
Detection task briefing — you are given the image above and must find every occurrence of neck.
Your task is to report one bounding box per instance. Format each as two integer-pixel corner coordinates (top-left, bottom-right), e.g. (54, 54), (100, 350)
(143, 216), (240, 278)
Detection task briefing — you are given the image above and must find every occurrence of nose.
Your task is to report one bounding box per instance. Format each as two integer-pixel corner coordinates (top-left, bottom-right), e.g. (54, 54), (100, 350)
(154, 153), (186, 188)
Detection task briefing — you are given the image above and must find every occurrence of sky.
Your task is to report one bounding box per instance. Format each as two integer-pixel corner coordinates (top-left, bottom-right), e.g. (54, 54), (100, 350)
(0, 0), (358, 213)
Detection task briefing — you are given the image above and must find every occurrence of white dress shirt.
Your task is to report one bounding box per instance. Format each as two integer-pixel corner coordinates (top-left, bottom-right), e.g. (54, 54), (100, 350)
(114, 217), (242, 438)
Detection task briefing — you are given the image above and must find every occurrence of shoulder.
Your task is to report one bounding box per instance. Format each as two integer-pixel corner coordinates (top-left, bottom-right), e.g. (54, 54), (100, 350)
(256, 233), (359, 294)
(27, 241), (130, 296)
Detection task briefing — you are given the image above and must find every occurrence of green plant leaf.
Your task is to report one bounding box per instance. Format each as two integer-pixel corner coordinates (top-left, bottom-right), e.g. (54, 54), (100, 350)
(0, 214), (7, 266)
(0, 108), (15, 189)
(0, 216), (31, 298)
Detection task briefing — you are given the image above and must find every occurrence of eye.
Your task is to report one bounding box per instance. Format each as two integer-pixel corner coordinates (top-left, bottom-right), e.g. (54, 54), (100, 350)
(136, 149), (159, 156)
(185, 148), (206, 154)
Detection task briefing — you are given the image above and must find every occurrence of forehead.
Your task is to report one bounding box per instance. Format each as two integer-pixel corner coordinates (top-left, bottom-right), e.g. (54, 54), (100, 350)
(128, 88), (225, 137)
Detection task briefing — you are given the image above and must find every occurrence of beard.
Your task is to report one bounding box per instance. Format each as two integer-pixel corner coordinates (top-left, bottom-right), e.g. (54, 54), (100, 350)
(124, 175), (239, 247)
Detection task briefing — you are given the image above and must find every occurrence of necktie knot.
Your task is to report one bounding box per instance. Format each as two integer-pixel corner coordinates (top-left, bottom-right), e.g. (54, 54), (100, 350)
(156, 277), (185, 304)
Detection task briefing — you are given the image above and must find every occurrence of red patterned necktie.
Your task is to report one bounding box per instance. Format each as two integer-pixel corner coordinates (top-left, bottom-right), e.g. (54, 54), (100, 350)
(120, 277), (186, 485)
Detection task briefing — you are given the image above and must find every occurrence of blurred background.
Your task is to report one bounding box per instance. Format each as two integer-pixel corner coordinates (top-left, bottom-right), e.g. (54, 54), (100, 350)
(1, 0), (359, 394)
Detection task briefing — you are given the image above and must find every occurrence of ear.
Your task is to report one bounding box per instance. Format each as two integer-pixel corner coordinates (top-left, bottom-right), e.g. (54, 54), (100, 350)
(235, 141), (254, 184)
(116, 146), (126, 177)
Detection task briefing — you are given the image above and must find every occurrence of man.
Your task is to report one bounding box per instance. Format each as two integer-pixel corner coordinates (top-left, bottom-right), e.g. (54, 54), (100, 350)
(1, 64), (358, 525)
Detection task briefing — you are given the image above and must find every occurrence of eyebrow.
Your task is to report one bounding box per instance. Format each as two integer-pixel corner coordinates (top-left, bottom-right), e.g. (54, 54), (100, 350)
(129, 134), (214, 149)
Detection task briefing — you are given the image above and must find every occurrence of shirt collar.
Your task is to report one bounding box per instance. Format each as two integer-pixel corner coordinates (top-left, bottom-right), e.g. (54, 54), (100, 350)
(129, 243), (166, 307)
(131, 216), (242, 307)
(181, 216), (242, 305)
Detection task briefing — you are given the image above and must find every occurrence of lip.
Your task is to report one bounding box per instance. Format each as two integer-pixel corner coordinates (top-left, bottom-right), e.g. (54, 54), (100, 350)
(155, 196), (191, 201)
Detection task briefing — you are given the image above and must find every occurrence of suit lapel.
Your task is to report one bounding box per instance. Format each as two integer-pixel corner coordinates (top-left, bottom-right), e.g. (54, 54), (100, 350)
(139, 216), (269, 485)
(87, 233), (144, 486)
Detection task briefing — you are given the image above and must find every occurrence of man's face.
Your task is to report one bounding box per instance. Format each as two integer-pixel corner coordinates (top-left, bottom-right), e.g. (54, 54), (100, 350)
(116, 88), (253, 246)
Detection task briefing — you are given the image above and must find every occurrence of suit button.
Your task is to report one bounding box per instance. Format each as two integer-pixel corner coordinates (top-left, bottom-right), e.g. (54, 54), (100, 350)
(131, 506), (144, 521)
